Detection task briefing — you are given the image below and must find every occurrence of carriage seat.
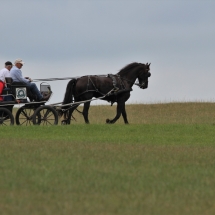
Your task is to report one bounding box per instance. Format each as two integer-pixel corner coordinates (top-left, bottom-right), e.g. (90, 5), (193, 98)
(2, 77), (31, 102)
(5, 77), (13, 87)
(2, 77), (13, 101)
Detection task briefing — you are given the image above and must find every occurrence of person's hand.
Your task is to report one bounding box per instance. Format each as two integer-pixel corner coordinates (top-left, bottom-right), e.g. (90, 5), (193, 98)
(25, 77), (32, 82)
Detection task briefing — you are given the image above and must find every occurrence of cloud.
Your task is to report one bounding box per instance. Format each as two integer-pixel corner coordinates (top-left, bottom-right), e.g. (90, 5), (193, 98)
(0, 0), (215, 104)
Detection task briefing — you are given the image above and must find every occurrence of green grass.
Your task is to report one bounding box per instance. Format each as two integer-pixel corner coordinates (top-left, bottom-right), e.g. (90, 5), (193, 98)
(1, 103), (215, 215)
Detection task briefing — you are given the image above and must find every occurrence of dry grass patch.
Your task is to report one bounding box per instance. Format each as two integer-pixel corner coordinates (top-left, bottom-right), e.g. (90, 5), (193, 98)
(59, 102), (215, 124)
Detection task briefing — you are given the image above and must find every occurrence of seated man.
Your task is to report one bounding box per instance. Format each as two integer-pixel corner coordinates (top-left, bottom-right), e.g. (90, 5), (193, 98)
(10, 59), (51, 101)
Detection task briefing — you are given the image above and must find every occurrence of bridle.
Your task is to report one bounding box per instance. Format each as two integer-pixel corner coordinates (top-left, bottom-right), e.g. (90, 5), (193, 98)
(119, 70), (151, 89)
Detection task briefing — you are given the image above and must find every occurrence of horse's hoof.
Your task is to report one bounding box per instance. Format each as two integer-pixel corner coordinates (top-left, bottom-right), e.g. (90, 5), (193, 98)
(106, 119), (110, 124)
(61, 120), (67, 125)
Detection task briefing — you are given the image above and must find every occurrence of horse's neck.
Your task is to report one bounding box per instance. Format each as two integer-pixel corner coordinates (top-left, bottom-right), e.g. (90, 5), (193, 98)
(120, 71), (138, 87)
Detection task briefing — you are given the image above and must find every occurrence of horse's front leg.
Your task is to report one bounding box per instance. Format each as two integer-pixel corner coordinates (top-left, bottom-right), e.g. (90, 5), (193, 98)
(106, 102), (124, 124)
(83, 101), (91, 124)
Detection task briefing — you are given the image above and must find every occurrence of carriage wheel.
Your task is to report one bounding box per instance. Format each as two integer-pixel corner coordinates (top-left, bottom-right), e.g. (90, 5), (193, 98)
(15, 107), (37, 126)
(32, 106), (58, 125)
(0, 108), (14, 126)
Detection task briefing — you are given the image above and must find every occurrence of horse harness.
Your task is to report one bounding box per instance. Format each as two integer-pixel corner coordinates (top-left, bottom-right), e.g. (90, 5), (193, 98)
(76, 74), (131, 105)
(108, 74), (124, 91)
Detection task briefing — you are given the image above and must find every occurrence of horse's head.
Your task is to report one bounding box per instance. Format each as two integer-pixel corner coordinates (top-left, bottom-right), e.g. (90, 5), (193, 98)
(137, 63), (151, 89)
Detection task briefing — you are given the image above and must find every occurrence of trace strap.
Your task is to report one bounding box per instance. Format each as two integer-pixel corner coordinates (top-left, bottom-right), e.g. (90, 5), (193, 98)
(54, 88), (115, 112)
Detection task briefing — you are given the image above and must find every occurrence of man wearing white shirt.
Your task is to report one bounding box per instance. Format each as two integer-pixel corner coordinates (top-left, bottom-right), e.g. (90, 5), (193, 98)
(10, 59), (51, 101)
(0, 61), (13, 101)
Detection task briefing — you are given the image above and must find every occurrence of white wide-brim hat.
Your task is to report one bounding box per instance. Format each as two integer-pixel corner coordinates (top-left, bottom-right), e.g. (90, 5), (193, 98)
(14, 59), (25, 65)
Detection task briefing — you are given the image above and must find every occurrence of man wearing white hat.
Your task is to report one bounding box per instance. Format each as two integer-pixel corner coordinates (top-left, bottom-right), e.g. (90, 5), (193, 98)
(10, 59), (51, 101)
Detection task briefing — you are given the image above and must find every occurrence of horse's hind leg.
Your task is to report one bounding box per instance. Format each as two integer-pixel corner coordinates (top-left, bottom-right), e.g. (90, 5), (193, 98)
(106, 102), (123, 124)
(83, 101), (91, 124)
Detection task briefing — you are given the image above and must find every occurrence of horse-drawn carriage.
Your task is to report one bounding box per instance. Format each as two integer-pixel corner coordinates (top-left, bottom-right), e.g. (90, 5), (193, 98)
(0, 62), (151, 126)
(0, 77), (58, 126)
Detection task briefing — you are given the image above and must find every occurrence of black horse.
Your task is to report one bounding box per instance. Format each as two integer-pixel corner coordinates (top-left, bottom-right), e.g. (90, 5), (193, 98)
(61, 62), (151, 124)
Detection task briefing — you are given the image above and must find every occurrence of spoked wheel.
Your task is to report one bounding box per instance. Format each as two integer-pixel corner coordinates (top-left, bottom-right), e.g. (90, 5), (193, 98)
(0, 108), (14, 126)
(32, 106), (58, 125)
(15, 107), (37, 126)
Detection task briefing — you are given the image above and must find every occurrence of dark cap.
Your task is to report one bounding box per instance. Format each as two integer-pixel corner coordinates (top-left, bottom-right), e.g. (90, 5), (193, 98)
(5, 61), (13, 66)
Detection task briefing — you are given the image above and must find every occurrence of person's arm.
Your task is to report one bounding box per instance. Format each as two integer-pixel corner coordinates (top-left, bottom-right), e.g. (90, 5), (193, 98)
(14, 69), (30, 84)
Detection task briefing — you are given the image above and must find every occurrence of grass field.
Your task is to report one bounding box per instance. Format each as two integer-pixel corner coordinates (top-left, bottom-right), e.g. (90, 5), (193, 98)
(1, 103), (215, 215)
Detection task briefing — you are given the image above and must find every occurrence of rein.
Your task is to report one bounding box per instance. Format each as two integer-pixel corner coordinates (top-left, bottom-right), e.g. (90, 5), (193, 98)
(33, 75), (144, 89)
(32, 77), (78, 82)
(32, 75), (107, 82)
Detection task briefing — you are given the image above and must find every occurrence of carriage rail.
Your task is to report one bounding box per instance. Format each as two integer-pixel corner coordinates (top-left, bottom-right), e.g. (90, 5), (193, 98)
(0, 89), (115, 109)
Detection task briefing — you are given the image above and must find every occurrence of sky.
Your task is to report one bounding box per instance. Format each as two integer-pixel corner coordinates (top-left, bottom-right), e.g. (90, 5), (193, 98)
(1, 0), (215, 105)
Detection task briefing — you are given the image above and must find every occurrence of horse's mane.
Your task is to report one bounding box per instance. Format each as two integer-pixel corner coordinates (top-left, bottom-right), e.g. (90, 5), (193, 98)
(117, 62), (141, 76)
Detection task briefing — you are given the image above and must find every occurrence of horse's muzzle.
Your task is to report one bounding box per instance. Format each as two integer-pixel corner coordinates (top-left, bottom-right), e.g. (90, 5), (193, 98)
(140, 81), (148, 89)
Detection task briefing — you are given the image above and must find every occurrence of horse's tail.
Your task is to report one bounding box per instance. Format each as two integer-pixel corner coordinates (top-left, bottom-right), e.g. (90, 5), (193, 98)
(58, 79), (76, 117)
(62, 79), (76, 105)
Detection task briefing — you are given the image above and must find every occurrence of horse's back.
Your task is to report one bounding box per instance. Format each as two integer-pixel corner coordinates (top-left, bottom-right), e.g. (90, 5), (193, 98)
(75, 75), (113, 97)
